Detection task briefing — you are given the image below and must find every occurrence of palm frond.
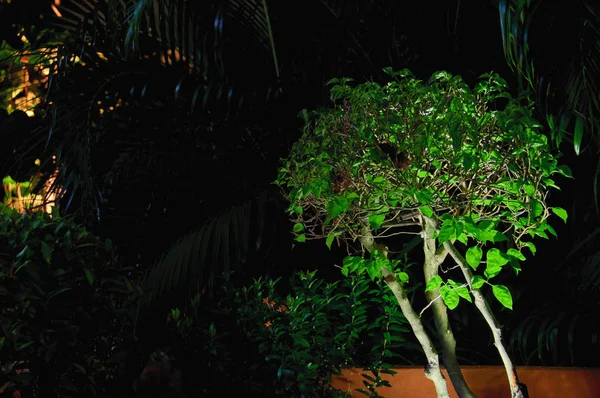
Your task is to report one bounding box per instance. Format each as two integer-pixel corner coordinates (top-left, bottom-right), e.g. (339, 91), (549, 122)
(140, 189), (274, 308)
(499, 0), (600, 211)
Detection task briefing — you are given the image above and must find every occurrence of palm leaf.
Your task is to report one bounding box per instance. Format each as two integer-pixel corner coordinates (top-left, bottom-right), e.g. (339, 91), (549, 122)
(141, 189), (274, 308)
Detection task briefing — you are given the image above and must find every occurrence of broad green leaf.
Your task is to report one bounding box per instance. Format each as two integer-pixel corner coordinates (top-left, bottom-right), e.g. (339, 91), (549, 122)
(557, 165), (573, 178)
(485, 248), (509, 279)
(552, 207), (568, 223)
(372, 176), (386, 185)
(456, 287), (472, 303)
(40, 241), (52, 264)
(425, 275), (443, 292)
(369, 213), (386, 230)
(415, 189), (434, 204)
(296, 234), (306, 243)
(419, 205), (433, 218)
(522, 184), (535, 197)
(417, 170), (428, 178)
(293, 223), (304, 233)
(456, 233), (468, 244)
(506, 248), (526, 261)
(440, 286), (460, 310)
(293, 205), (303, 214)
(466, 246), (483, 270)
(83, 268), (94, 286)
(492, 284), (513, 310)
(521, 241), (536, 255)
(325, 196), (349, 222)
(366, 261), (380, 281)
(325, 233), (335, 249)
(529, 199), (543, 218)
(343, 256), (364, 274)
(397, 272), (409, 283)
(437, 221), (456, 244)
(341, 266), (349, 277)
(471, 275), (485, 289)
(294, 337), (310, 348)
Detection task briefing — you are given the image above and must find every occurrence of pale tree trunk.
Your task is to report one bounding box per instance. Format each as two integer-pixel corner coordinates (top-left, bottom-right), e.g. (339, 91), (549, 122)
(360, 226), (450, 398)
(443, 241), (528, 398)
(422, 217), (477, 398)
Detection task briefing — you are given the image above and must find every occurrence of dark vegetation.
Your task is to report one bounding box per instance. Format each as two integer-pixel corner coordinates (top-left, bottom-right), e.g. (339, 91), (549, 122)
(1, 0), (599, 396)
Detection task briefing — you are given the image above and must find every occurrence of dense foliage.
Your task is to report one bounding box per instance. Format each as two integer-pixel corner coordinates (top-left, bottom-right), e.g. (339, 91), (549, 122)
(277, 69), (569, 299)
(165, 270), (416, 397)
(0, 205), (140, 397)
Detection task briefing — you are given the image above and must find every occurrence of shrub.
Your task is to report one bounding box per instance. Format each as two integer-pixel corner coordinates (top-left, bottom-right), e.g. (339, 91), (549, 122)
(0, 205), (141, 397)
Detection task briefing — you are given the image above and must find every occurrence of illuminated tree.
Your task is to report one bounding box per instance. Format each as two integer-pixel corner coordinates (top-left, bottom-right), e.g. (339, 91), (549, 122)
(276, 69), (570, 397)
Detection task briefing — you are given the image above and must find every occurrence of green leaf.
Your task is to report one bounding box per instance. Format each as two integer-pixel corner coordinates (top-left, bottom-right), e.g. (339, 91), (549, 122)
(529, 199), (544, 218)
(574, 115), (584, 155)
(485, 248), (509, 279)
(40, 241), (52, 264)
(425, 275), (443, 292)
(417, 170), (428, 178)
(366, 261), (380, 281)
(471, 275), (485, 289)
(83, 268), (94, 286)
(325, 233), (335, 249)
(325, 196), (350, 222)
(552, 207), (568, 223)
(456, 287), (472, 303)
(372, 176), (386, 185)
(557, 165), (573, 178)
(397, 272), (409, 283)
(506, 248), (526, 261)
(419, 205), (433, 218)
(294, 337), (310, 348)
(368, 213), (386, 230)
(296, 234), (306, 243)
(492, 284), (513, 310)
(437, 220), (456, 244)
(343, 256), (364, 274)
(416, 189), (434, 204)
(521, 241), (536, 255)
(465, 246), (483, 270)
(293, 205), (303, 214)
(522, 184), (535, 197)
(293, 223), (304, 233)
(440, 286), (460, 310)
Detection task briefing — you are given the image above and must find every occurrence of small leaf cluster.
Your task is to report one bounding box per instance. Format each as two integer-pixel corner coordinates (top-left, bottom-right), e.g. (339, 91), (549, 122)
(0, 204), (140, 397)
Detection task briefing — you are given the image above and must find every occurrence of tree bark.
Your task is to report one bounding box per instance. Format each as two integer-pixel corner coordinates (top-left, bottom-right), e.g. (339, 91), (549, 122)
(422, 217), (477, 398)
(360, 226), (450, 398)
(443, 241), (528, 398)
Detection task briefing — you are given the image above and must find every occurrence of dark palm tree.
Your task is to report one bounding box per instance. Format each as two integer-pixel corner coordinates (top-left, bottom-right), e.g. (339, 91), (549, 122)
(497, 0), (600, 366)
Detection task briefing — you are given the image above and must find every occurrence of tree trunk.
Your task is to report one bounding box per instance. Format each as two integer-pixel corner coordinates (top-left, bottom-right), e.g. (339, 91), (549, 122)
(422, 217), (477, 398)
(360, 226), (450, 398)
(443, 241), (528, 398)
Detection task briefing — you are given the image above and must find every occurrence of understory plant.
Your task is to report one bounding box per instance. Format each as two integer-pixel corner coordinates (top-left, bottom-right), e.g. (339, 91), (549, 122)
(166, 270), (415, 397)
(0, 204), (141, 397)
(275, 69), (571, 397)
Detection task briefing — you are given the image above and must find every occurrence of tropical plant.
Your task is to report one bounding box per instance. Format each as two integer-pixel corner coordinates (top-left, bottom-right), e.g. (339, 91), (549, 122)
(164, 270), (415, 397)
(0, 204), (141, 397)
(275, 69), (570, 397)
(0, 0), (428, 312)
(496, 0), (600, 367)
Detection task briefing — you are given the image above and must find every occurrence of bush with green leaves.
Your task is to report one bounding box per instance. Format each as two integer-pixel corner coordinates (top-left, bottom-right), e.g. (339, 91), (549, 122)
(0, 204), (141, 397)
(165, 270), (415, 397)
(275, 69), (570, 397)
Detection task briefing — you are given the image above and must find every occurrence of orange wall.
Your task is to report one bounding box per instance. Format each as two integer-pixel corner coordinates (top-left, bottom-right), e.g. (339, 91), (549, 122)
(331, 366), (600, 397)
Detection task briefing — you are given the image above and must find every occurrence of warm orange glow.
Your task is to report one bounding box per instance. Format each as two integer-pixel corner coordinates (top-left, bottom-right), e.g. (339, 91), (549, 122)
(51, 4), (62, 17)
